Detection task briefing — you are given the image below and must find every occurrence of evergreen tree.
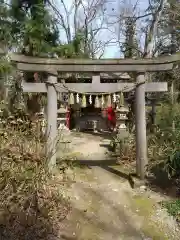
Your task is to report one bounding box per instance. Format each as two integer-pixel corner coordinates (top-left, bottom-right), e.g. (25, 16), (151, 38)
(122, 17), (140, 59)
(9, 0), (59, 56)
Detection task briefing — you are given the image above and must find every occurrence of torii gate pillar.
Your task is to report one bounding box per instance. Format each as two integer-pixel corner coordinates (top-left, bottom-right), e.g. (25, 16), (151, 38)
(47, 74), (57, 170)
(135, 73), (147, 180)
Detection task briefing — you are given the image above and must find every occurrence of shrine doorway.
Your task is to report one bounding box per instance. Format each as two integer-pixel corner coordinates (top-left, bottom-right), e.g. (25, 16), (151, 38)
(74, 95), (108, 133)
(69, 106), (76, 130)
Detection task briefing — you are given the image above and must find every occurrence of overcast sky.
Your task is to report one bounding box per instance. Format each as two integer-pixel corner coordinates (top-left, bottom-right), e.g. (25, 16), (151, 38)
(55, 0), (149, 58)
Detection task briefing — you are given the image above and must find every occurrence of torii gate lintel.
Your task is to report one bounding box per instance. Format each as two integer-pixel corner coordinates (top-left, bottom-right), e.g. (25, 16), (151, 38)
(10, 53), (180, 179)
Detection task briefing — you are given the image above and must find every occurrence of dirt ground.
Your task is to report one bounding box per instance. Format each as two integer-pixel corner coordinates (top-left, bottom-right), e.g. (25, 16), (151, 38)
(57, 131), (180, 240)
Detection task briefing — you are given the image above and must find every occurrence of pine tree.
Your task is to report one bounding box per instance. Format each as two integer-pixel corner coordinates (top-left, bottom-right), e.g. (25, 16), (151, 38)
(9, 0), (59, 56)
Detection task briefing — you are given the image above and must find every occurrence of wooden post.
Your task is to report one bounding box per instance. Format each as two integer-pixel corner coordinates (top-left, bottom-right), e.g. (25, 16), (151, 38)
(47, 74), (57, 169)
(135, 73), (147, 180)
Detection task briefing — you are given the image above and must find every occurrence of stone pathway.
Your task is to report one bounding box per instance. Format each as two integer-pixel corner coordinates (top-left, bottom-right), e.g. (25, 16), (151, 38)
(58, 132), (180, 240)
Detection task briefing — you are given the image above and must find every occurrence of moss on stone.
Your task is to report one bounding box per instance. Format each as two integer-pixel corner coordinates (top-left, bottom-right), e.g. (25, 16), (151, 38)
(131, 195), (169, 239)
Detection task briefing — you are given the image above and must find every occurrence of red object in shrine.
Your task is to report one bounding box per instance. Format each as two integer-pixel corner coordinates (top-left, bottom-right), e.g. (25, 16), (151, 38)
(107, 106), (116, 127)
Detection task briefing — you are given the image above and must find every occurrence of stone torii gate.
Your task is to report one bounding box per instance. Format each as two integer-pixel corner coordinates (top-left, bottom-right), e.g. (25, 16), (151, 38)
(10, 53), (180, 179)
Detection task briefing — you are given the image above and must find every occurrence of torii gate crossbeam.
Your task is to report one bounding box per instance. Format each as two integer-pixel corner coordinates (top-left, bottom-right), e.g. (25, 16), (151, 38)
(10, 53), (180, 179)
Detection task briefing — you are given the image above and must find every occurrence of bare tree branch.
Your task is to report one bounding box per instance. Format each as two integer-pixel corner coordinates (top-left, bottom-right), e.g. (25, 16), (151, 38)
(60, 0), (72, 42)
(74, 0), (81, 34)
(143, 0), (167, 58)
(48, 0), (72, 42)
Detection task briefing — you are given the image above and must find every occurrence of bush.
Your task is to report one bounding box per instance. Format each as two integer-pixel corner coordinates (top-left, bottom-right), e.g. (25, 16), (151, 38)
(0, 110), (70, 239)
(156, 103), (180, 130)
(148, 103), (180, 179)
(110, 132), (136, 162)
(161, 200), (180, 223)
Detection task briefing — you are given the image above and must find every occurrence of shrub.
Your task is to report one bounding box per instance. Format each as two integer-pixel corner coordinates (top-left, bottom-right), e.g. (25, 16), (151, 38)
(110, 132), (136, 162)
(0, 109), (70, 239)
(148, 103), (180, 179)
(161, 200), (180, 223)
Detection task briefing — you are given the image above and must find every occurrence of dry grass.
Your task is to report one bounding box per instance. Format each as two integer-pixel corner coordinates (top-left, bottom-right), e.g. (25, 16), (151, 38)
(0, 113), (71, 240)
